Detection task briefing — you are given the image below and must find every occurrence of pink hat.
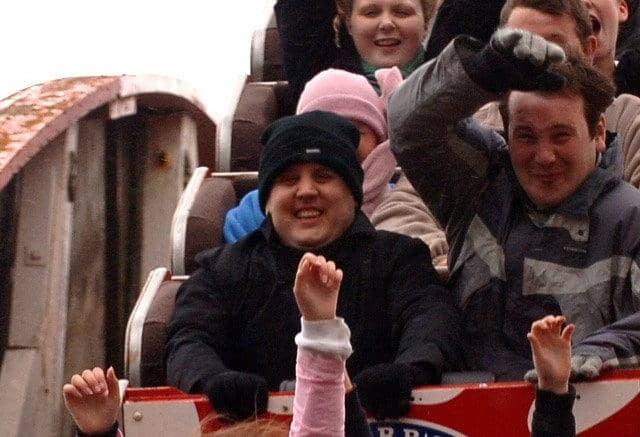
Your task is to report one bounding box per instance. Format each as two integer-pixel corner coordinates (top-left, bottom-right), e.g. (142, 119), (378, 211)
(296, 68), (402, 142)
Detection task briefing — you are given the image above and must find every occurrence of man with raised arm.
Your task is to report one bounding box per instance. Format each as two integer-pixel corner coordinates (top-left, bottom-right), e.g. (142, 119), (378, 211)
(390, 28), (640, 381)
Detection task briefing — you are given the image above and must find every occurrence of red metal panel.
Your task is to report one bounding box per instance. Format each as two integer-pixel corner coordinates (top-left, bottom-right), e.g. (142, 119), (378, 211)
(122, 369), (640, 436)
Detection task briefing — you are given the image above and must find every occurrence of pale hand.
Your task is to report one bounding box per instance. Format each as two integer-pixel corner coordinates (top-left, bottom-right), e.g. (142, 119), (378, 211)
(63, 366), (120, 434)
(293, 253), (343, 321)
(527, 315), (575, 394)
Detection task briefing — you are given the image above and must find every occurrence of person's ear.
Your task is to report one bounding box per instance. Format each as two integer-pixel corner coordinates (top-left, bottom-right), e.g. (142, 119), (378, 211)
(595, 114), (606, 153)
(584, 35), (597, 62)
(618, 0), (629, 24)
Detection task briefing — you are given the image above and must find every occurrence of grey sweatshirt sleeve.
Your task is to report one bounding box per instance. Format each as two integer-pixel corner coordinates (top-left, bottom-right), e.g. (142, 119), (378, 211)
(572, 309), (640, 370)
(388, 39), (503, 236)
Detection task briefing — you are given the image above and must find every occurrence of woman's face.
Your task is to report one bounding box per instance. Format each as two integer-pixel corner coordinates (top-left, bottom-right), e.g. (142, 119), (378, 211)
(347, 0), (429, 68)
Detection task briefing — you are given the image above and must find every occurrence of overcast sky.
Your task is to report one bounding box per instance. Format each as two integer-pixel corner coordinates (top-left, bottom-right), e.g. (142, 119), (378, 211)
(1, 0), (275, 115)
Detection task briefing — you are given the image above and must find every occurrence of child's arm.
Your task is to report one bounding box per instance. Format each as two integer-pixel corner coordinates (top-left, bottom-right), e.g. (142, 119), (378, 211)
(63, 367), (120, 436)
(528, 315), (574, 394)
(290, 253), (353, 437)
(528, 316), (576, 437)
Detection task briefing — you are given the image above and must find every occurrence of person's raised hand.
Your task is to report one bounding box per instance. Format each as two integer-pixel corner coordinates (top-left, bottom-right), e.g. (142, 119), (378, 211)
(491, 28), (565, 69)
(63, 366), (120, 434)
(525, 316), (574, 394)
(460, 27), (566, 94)
(293, 252), (343, 321)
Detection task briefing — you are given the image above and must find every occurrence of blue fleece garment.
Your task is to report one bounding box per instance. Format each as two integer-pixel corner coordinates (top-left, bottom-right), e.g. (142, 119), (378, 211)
(223, 190), (266, 243)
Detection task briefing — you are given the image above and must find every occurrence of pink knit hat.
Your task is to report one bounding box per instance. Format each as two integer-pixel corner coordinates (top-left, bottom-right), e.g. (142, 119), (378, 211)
(296, 68), (402, 142)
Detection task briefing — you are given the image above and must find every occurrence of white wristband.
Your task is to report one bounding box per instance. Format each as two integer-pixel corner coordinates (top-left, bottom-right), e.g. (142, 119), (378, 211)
(295, 317), (353, 359)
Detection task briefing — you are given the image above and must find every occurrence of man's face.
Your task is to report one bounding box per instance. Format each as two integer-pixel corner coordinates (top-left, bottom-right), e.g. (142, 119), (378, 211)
(265, 162), (357, 250)
(506, 7), (596, 61)
(583, 0), (629, 62)
(507, 91), (606, 209)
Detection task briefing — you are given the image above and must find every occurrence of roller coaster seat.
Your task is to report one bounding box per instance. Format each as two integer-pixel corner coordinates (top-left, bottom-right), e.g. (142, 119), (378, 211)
(171, 168), (259, 276)
(250, 12), (283, 82)
(231, 81), (290, 172)
(124, 268), (184, 387)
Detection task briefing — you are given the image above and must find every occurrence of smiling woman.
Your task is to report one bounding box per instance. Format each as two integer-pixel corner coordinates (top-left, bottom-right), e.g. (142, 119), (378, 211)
(275, 0), (437, 112)
(336, 0), (432, 68)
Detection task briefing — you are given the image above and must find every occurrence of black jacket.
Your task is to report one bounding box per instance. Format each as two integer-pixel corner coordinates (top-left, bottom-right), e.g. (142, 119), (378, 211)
(275, 0), (374, 113)
(615, 0), (640, 97)
(425, 0), (505, 60)
(165, 212), (462, 393)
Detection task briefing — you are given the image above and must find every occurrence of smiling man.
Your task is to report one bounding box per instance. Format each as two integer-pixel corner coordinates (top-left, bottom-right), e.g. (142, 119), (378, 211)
(390, 28), (640, 381)
(165, 110), (461, 422)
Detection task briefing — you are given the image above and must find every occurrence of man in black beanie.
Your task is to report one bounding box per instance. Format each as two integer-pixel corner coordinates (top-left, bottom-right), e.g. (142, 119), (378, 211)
(165, 110), (462, 423)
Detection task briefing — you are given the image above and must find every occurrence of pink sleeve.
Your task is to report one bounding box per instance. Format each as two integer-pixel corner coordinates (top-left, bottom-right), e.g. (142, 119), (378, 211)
(289, 348), (346, 437)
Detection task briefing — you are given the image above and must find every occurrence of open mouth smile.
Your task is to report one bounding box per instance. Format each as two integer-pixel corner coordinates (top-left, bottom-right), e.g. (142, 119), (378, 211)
(375, 38), (401, 47)
(295, 208), (323, 219)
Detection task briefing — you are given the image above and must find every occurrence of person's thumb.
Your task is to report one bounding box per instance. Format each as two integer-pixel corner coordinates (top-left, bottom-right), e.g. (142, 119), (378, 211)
(106, 367), (120, 402)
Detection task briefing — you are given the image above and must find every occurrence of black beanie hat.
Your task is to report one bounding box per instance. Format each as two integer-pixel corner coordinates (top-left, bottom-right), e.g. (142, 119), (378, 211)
(258, 111), (364, 212)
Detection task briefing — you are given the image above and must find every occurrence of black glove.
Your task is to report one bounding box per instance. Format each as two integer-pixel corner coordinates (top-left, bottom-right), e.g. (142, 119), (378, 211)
(615, 48), (640, 96)
(354, 362), (436, 420)
(203, 371), (268, 421)
(457, 28), (566, 95)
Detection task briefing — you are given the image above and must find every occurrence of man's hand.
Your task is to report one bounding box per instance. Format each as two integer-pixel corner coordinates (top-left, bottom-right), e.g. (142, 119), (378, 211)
(524, 316), (574, 394)
(204, 371), (269, 421)
(570, 355), (603, 380)
(63, 367), (120, 435)
(459, 27), (566, 94)
(355, 362), (435, 420)
(491, 28), (566, 69)
(293, 253), (343, 321)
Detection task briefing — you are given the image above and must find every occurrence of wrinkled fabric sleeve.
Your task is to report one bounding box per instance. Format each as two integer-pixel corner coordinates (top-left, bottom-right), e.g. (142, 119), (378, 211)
(165, 250), (234, 393)
(290, 318), (371, 436)
(570, 242), (640, 370)
(386, 235), (463, 377)
(370, 173), (448, 266)
(290, 348), (346, 437)
(389, 39), (500, 241)
(572, 311), (640, 370)
(531, 386), (576, 437)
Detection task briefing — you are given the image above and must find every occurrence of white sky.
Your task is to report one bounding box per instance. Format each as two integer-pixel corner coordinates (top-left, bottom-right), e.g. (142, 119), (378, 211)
(1, 0), (276, 116)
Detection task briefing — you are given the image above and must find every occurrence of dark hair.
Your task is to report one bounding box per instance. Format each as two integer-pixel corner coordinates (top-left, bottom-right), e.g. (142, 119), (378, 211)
(500, 56), (615, 138)
(499, 0), (593, 51)
(335, 0), (438, 25)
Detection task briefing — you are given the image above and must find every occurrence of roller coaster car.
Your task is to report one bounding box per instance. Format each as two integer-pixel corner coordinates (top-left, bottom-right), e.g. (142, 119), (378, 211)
(119, 169), (640, 436)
